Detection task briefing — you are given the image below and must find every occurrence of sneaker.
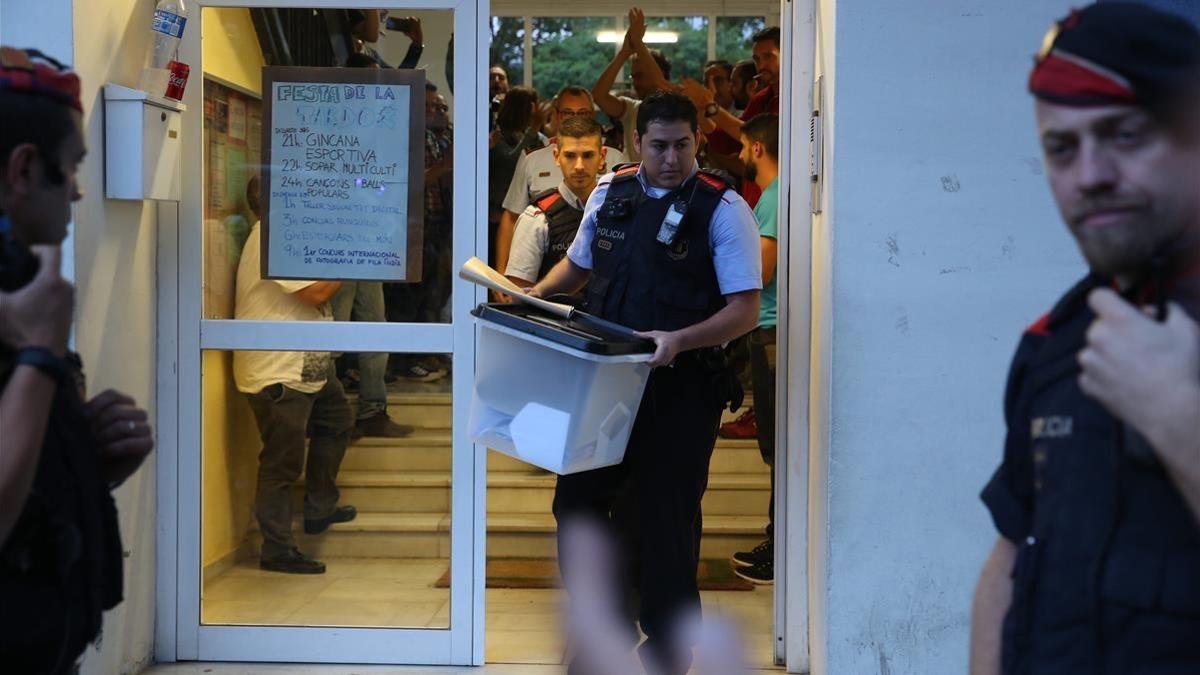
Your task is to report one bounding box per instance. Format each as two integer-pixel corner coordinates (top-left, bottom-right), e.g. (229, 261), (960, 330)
(731, 539), (772, 568)
(260, 548), (326, 574)
(356, 412), (414, 438)
(732, 559), (773, 585)
(402, 362), (447, 383)
(719, 408), (757, 439)
(304, 505), (358, 535)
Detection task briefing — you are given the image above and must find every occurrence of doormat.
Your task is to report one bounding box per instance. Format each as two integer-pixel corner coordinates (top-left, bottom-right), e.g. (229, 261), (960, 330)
(435, 558), (753, 591)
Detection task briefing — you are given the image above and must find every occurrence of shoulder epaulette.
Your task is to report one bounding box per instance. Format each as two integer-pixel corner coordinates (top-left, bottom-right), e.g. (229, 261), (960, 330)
(534, 189), (562, 212)
(1025, 313), (1051, 337)
(696, 169), (734, 193)
(611, 163), (640, 182)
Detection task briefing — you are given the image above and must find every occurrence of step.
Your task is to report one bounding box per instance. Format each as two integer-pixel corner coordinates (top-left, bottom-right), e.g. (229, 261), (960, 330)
(484, 471), (770, 516)
(345, 392), (453, 430)
(297, 469), (769, 517)
(251, 512), (766, 560)
(344, 437), (767, 475)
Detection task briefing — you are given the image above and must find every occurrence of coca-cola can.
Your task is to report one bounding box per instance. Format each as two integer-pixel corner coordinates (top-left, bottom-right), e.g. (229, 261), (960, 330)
(165, 60), (190, 100)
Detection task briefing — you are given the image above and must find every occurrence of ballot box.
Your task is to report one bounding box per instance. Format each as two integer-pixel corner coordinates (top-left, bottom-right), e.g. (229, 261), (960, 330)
(469, 303), (655, 474)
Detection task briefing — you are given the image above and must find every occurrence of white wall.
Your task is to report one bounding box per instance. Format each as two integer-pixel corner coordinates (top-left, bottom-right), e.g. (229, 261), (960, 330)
(0, 1), (158, 673)
(71, 0), (159, 672)
(811, 1), (1085, 673)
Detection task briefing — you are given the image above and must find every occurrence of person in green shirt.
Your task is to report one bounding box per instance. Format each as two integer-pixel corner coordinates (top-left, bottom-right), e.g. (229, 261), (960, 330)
(730, 113), (779, 584)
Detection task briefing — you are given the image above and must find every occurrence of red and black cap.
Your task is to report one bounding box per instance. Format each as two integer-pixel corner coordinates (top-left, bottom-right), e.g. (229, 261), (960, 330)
(1029, 3), (1200, 114)
(0, 46), (82, 112)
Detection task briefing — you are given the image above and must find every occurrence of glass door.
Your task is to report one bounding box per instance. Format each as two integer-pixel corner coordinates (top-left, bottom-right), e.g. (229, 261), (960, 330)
(166, 0), (486, 664)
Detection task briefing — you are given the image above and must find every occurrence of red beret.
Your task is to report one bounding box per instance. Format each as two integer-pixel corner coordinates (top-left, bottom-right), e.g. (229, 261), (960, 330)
(1029, 4), (1200, 114)
(0, 46), (82, 112)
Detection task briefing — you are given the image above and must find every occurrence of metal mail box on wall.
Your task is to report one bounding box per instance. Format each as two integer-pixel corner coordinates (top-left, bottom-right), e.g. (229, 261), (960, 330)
(104, 83), (185, 201)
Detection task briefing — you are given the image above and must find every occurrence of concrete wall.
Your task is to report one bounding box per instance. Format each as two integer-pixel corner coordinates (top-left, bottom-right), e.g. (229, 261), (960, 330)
(811, 1), (1086, 673)
(71, 0), (160, 672)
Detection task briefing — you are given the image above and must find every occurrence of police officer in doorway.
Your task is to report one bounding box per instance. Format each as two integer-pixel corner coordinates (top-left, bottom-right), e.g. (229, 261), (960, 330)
(0, 47), (154, 672)
(504, 116), (607, 287)
(529, 90), (762, 675)
(970, 5), (1200, 674)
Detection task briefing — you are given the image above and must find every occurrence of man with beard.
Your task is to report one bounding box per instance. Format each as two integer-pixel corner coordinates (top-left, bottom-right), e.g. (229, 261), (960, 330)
(729, 113), (780, 586)
(969, 5), (1200, 674)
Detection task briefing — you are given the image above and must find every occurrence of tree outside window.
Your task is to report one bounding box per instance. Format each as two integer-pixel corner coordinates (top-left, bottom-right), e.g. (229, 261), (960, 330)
(531, 17), (616, 103)
(489, 17), (524, 87)
(716, 16), (766, 65)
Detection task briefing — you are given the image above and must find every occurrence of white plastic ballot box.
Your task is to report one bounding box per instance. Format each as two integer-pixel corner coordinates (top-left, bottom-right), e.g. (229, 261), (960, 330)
(469, 303), (655, 474)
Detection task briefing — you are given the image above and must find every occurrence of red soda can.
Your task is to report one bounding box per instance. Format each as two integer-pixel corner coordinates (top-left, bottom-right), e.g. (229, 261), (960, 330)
(165, 60), (189, 100)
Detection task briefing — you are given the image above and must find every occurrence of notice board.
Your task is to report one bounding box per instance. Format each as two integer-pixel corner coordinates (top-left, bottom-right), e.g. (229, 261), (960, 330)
(261, 66), (426, 281)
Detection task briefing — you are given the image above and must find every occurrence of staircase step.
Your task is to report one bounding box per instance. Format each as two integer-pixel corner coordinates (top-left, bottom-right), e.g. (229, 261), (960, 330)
(343, 438), (767, 475)
(300, 470), (769, 516)
(251, 512), (766, 560)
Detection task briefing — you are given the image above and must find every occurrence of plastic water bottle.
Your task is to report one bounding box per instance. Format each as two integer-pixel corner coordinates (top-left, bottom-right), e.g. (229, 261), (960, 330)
(137, 0), (189, 96)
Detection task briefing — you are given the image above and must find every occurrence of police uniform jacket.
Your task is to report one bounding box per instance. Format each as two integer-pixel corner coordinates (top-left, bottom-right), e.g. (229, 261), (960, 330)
(0, 234), (124, 673)
(982, 271), (1200, 674)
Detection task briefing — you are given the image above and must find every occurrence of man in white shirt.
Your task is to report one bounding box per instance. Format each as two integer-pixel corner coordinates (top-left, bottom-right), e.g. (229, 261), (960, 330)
(233, 219), (357, 575)
(504, 117), (606, 287)
(493, 86), (626, 278)
(591, 7), (673, 165)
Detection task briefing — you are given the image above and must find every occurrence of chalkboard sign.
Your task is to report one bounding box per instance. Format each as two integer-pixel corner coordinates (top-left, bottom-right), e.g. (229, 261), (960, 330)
(260, 66), (426, 281)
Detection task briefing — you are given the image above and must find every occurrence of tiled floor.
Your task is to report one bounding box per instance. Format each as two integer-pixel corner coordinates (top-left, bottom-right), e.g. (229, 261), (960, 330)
(199, 558), (778, 669)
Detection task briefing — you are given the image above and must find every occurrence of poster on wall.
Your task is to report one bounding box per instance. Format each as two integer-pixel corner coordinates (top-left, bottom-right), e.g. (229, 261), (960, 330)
(260, 66), (426, 282)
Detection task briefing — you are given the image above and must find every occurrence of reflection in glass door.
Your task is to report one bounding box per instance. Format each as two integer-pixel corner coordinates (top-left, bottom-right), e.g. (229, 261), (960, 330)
(169, 0), (484, 664)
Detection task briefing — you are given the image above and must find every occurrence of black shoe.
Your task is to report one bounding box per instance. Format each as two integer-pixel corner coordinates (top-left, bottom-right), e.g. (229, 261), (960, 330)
(304, 505), (357, 535)
(731, 539), (772, 568)
(356, 412), (414, 438)
(260, 548), (326, 574)
(733, 559), (773, 585)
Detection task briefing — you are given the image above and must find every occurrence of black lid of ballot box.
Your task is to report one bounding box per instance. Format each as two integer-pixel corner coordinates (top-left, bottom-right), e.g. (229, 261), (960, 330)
(472, 303), (656, 356)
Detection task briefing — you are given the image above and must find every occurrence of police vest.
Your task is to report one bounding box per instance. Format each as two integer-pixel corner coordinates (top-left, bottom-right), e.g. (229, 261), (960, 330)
(0, 236), (123, 672)
(986, 274), (1200, 674)
(585, 163), (731, 333)
(530, 188), (584, 280)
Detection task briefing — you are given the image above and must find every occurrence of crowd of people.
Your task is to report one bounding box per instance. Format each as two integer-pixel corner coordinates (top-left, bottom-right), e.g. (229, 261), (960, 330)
(484, 12), (785, 603)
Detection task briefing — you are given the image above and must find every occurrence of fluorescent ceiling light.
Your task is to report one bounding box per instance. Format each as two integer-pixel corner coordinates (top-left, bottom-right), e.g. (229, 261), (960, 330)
(596, 30), (679, 44)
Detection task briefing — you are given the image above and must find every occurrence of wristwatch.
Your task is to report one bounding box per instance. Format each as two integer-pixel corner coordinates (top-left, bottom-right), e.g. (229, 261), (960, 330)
(704, 102), (720, 118)
(14, 346), (69, 382)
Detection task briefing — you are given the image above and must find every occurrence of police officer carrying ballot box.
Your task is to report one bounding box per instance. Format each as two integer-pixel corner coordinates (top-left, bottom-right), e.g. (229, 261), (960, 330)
(527, 90), (762, 675)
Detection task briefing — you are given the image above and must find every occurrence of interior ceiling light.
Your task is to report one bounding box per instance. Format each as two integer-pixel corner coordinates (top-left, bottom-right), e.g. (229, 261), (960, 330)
(596, 30), (679, 44)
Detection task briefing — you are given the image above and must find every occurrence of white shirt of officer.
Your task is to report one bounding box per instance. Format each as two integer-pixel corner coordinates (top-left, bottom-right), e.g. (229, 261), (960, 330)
(505, 181), (586, 284)
(501, 140), (627, 215)
(566, 161), (762, 296)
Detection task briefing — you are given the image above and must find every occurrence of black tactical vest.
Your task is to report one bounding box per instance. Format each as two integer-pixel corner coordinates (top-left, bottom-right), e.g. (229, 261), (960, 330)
(530, 187), (584, 280)
(985, 273), (1200, 674)
(585, 164), (730, 333)
(0, 235), (124, 673)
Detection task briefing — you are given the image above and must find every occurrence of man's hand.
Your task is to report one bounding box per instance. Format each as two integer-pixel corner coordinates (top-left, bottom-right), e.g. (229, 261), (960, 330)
(1078, 288), (1200, 449)
(626, 8), (647, 49)
(397, 16), (423, 46)
(0, 246), (74, 357)
(85, 389), (154, 488)
(680, 77), (715, 109)
(635, 329), (684, 368)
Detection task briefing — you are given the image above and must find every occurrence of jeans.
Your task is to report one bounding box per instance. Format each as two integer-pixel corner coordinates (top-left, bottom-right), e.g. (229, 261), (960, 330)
(331, 281), (388, 420)
(245, 365), (353, 559)
(749, 326), (777, 542)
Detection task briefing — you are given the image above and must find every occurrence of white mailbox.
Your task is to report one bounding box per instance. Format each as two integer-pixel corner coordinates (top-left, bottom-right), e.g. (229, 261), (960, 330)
(103, 83), (185, 201)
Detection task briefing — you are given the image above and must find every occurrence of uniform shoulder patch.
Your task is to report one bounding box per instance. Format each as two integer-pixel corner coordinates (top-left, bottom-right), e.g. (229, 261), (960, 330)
(535, 191), (562, 212)
(696, 170), (733, 193)
(1025, 313), (1051, 337)
(612, 162), (641, 179)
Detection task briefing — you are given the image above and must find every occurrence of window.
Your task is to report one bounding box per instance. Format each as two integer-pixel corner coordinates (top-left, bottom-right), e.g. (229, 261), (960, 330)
(531, 17), (615, 102)
(716, 16), (766, 65)
(489, 17), (525, 87)
(644, 16), (708, 83)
